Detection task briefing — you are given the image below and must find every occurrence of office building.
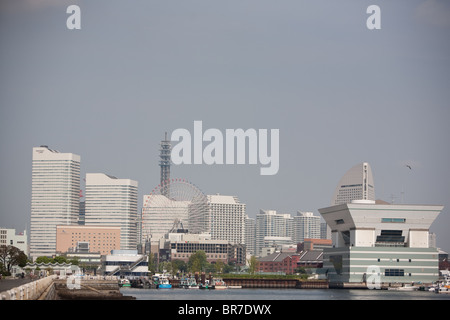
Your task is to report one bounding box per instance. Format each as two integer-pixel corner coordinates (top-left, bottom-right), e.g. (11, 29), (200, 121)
(30, 146), (80, 260)
(85, 173), (138, 251)
(208, 194), (246, 245)
(319, 200), (443, 284)
(331, 162), (375, 205)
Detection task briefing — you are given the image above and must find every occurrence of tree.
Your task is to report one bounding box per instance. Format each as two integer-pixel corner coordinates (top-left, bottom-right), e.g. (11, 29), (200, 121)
(52, 256), (68, 264)
(148, 253), (157, 275)
(171, 260), (187, 274)
(188, 251), (208, 273)
(0, 245), (28, 275)
(35, 256), (52, 264)
(248, 256), (260, 274)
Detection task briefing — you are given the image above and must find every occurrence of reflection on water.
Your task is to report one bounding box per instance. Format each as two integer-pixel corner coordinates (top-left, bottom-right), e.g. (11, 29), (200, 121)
(120, 287), (450, 300)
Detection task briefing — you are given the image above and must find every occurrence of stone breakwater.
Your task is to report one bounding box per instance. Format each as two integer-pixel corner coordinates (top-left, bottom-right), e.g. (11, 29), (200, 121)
(0, 276), (135, 300)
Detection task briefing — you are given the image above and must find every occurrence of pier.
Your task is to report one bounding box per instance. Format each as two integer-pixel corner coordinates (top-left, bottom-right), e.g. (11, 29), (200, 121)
(223, 278), (328, 289)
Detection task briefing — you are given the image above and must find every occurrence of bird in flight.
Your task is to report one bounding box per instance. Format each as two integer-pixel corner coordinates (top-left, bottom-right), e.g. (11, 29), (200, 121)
(406, 165), (412, 170)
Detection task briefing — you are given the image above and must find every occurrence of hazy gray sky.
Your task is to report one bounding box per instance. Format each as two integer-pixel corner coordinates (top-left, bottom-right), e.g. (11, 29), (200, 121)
(1, 1), (449, 252)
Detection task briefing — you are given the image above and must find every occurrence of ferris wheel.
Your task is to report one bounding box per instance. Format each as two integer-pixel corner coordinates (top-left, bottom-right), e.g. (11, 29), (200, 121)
(141, 178), (209, 242)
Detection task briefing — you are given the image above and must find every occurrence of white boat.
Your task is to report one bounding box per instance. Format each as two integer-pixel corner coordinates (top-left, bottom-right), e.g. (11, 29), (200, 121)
(180, 277), (199, 289)
(212, 278), (228, 290)
(388, 284), (418, 291)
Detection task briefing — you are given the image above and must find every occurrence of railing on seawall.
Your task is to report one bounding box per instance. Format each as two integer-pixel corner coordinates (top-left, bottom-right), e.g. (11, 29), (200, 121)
(0, 275), (57, 300)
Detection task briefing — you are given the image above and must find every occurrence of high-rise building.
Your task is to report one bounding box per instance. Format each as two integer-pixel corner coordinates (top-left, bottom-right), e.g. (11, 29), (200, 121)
(256, 210), (293, 257)
(331, 162), (375, 205)
(245, 215), (256, 256)
(293, 211), (321, 243)
(30, 146), (80, 260)
(85, 173), (138, 251)
(208, 194), (246, 245)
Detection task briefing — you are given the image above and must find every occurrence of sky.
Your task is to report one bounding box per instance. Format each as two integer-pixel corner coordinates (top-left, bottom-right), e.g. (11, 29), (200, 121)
(1, 0), (449, 252)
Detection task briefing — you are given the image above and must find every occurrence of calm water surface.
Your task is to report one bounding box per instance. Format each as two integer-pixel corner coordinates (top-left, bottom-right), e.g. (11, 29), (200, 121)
(120, 287), (450, 300)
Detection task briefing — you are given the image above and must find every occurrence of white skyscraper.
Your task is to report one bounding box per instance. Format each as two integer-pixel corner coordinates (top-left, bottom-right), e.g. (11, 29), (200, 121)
(30, 146), (80, 260)
(331, 162), (375, 205)
(85, 173), (138, 251)
(208, 194), (246, 245)
(256, 210), (293, 256)
(293, 211), (321, 243)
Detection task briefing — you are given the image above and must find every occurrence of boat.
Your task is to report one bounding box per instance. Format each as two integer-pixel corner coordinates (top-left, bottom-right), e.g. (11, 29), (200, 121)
(180, 277), (199, 289)
(212, 278), (228, 290)
(118, 278), (131, 287)
(157, 277), (172, 289)
(387, 284), (418, 291)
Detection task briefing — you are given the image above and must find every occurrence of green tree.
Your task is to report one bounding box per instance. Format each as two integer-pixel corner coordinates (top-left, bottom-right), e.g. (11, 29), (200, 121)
(52, 256), (68, 264)
(0, 246), (28, 275)
(188, 250), (208, 273)
(148, 253), (157, 275)
(171, 259), (187, 274)
(248, 256), (260, 274)
(35, 256), (52, 264)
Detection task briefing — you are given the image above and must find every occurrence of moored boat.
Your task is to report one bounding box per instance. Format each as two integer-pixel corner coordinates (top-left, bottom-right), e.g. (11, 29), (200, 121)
(180, 277), (199, 289)
(157, 277), (172, 289)
(118, 278), (131, 287)
(212, 278), (228, 290)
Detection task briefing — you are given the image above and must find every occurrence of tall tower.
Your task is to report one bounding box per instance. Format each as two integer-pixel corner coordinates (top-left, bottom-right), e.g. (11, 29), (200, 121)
(30, 146), (80, 260)
(160, 132), (171, 197)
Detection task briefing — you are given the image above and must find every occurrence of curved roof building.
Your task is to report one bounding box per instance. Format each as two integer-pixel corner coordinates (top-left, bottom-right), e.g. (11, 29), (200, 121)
(331, 162), (375, 205)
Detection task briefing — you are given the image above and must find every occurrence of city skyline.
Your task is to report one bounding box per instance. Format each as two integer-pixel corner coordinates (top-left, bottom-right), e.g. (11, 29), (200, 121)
(1, 1), (449, 253)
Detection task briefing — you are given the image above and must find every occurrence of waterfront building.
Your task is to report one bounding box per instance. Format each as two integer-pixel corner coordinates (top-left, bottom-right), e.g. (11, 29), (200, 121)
(102, 249), (148, 277)
(208, 194), (246, 245)
(169, 233), (228, 264)
(0, 228), (28, 256)
(297, 250), (324, 269)
(256, 210), (293, 257)
(258, 252), (300, 274)
(85, 173), (138, 251)
(30, 146), (81, 260)
(293, 211), (321, 243)
(319, 200), (443, 284)
(331, 162), (375, 205)
(56, 225), (121, 255)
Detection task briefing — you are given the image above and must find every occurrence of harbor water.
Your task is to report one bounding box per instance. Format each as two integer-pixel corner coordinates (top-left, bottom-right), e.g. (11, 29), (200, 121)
(120, 287), (450, 300)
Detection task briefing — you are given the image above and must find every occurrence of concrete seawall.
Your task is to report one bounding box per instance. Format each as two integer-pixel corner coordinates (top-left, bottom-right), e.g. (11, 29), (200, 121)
(0, 276), (135, 300)
(0, 275), (57, 300)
